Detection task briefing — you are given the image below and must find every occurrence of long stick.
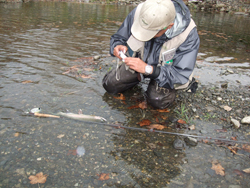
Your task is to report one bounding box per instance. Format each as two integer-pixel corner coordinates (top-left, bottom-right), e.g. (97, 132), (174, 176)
(35, 113), (250, 145)
(92, 121), (250, 145)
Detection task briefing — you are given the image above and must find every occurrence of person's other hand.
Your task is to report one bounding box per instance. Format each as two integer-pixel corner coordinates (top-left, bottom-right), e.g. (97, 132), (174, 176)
(124, 57), (148, 74)
(113, 45), (128, 60)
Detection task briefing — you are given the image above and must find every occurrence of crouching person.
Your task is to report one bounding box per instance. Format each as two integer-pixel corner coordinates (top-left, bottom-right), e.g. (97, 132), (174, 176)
(102, 0), (200, 109)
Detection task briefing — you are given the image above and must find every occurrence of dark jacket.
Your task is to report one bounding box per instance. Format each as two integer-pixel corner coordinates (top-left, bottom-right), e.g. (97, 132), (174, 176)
(110, 0), (200, 89)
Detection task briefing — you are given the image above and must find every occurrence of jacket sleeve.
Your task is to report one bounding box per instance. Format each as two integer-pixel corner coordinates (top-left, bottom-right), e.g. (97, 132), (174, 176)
(109, 8), (136, 56)
(155, 27), (200, 89)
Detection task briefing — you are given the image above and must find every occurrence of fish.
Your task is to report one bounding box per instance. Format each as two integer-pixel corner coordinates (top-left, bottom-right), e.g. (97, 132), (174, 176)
(57, 112), (107, 123)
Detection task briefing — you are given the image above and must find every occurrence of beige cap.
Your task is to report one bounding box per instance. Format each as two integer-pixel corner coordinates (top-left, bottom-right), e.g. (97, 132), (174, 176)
(131, 0), (176, 41)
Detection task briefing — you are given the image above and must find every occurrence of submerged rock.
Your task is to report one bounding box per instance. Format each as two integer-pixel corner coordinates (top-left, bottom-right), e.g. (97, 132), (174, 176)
(231, 118), (240, 129)
(173, 138), (186, 150)
(184, 137), (198, 146)
(241, 116), (250, 124)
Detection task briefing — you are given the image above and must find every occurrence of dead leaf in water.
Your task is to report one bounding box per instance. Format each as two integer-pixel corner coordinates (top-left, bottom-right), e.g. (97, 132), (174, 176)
(243, 168), (250, 173)
(97, 173), (109, 180)
(57, 134), (65, 138)
(147, 124), (165, 130)
(211, 161), (225, 176)
(188, 125), (195, 130)
(113, 93), (125, 100)
(177, 119), (187, 124)
(14, 133), (19, 137)
(223, 106), (232, 111)
(137, 119), (151, 127)
(80, 74), (91, 79)
(157, 109), (170, 113)
(202, 139), (209, 144)
(242, 144), (250, 152)
(138, 101), (147, 109)
(22, 80), (33, 84)
(146, 142), (157, 149)
(29, 172), (48, 184)
(127, 105), (139, 109)
(67, 149), (77, 156)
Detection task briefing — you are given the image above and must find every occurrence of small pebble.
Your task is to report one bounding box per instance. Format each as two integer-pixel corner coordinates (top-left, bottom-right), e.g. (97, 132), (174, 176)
(241, 116), (250, 124)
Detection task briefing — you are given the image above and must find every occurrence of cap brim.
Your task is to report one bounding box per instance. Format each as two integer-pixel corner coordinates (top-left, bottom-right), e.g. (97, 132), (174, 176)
(131, 17), (159, 42)
(127, 35), (144, 51)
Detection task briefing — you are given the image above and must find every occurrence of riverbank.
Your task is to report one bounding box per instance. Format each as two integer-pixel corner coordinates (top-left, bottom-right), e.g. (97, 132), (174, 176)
(1, 0), (250, 14)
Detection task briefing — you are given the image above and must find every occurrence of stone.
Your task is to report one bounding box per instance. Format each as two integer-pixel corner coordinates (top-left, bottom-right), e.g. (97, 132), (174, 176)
(94, 55), (100, 60)
(241, 116), (250, 124)
(184, 137), (198, 146)
(173, 138), (185, 150)
(231, 118), (240, 129)
(228, 185), (242, 188)
(217, 97), (222, 101)
(216, 3), (225, 8)
(206, 106), (215, 112)
(221, 83), (228, 88)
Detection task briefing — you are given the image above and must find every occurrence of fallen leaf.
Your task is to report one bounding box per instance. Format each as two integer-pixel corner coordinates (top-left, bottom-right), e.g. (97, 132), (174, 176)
(67, 149), (77, 156)
(177, 119), (187, 124)
(223, 106), (232, 111)
(211, 161), (225, 176)
(80, 74), (91, 79)
(188, 125), (195, 130)
(242, 144), (250, 152)
(113, 93), (125, 100)
(29, 172), (48, 184)
(202, 139), (209, 143)
(233, 169), (244, 176)
(138, 101), (147, 109)
(157, 109), (170, 113)
(137, 119), (151, 127)
(147, 124), (165, 130)
(127, 105), (139, 109)
(227, 146), (238, 155)
(22, 80), (33, 84)
(97, 173), (109, 180)
(14, 133), (19, 137)
(243, 168), (250, 173)
(231, 136), (237, 141)
(83, 68), (94, 71)
(147, 142), (156, 149)
(216, 129), (227, 132)
(160, 115), (168, 120)
(157, 142), (164, 146)
(57, 134), (65, 138)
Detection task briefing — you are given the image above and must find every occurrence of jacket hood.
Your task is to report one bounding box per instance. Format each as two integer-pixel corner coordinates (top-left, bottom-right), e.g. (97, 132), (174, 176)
(165, 0), (191, 39)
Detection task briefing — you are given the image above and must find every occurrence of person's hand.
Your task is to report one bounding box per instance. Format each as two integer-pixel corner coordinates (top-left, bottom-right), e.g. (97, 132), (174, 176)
(124, 57), (149, 74)
(113, 45), (128, 60)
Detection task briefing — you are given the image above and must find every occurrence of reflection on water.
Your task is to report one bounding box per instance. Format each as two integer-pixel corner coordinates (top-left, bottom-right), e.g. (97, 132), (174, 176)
(193, 11), (250, 63)
(0, 2), (250, 187)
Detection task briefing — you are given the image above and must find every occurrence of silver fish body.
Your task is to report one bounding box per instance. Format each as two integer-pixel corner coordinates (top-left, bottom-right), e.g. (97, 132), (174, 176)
(57, 112), (106, 122)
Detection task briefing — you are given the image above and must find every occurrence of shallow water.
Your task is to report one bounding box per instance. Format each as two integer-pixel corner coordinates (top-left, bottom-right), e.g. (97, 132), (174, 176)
(0, 2), (250, 187)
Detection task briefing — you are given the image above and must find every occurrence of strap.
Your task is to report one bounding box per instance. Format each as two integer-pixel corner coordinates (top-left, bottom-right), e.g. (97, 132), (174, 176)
(159, 19), (196, 63)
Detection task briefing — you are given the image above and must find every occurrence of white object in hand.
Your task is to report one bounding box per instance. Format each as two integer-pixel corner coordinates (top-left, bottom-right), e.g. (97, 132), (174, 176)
(119, 51), (127, 61)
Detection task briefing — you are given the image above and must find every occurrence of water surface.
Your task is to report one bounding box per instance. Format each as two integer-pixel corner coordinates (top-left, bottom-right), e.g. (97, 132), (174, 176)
(0, 2), (250, 187)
